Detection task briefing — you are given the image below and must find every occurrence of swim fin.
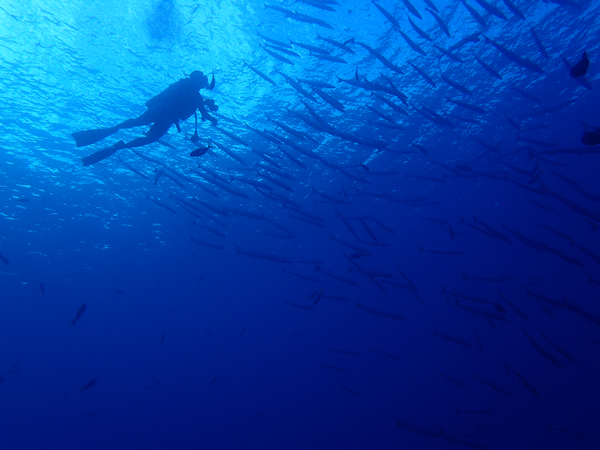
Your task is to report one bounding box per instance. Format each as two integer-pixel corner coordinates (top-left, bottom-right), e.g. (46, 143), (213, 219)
(82, 141), (126, 166)
(72, 127), (118, 147)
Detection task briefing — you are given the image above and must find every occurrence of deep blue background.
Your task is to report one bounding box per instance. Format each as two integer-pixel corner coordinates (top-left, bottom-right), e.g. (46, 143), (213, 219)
(1, 0), (599, 448)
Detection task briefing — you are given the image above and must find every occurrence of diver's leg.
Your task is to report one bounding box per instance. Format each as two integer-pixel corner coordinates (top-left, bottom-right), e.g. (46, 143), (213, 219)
(72, 111), (157, 147)
(81, 140), (127, 166)
(120, 120), (173, 149)
(114, 110), (156, 130)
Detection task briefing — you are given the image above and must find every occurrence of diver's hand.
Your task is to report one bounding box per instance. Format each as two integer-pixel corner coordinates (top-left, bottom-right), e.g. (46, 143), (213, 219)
(210, 117), (218, 126)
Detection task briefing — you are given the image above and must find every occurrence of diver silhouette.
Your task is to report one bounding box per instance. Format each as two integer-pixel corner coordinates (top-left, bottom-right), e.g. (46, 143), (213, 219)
(73, 70), (218, 166)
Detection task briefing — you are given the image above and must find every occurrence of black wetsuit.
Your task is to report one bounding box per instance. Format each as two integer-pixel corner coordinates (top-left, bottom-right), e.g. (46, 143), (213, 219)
(115, 77), (216, 148)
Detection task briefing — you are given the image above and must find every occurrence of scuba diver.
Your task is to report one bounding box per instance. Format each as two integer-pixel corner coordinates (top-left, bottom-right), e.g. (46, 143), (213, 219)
(72, 70), (218, 166)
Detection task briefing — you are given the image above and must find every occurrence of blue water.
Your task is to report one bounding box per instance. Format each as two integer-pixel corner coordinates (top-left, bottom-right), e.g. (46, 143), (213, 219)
(1, 0), (599, 448)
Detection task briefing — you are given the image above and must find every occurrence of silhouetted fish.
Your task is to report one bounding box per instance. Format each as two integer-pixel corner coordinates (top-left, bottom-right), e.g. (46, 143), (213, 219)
(79, 379), (97, 391)
(190, 145), (211, 157)
(582, 129), (600, 146)
(0, 252), (9, 265)
(570, 52), (589, 78)
(71, 304), (86, 325)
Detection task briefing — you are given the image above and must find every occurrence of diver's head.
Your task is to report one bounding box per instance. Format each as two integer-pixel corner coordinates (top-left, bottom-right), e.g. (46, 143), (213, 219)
(189, 70), (209, 89)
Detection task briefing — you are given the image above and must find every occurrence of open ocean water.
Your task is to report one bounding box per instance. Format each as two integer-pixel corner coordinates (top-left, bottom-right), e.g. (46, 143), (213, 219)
(1, 0), (599, 448)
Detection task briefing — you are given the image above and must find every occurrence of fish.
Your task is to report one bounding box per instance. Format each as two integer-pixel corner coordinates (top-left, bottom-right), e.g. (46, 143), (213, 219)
(190, 235), (225, 250)
(498, 292), (529, 320)
(340, 384), (359, 395)
(433, 44), (463, 63)
(295, 0), (336, 12)
(408, 62), (436, 87)
(398, 29), (427, 56)
(502, 0), (525, 19)
(461, 273), (516, 282)
(0, 252), (9, 265)
(316, 35), (355, 54)
(313, 288), (323, 305)
(367, 105), (397, 124)
(423, 0), (438, 12)
(474, 0), (507, 19)
(356, 302), (406, 320)
(243, 61), (277, 86)
(484, 37), (544, 73)
(264, 43), (301, 58)
(529, 26), (549, 60)
(256, 31), (292, 49)
(545, 424), (586, 439)
(330, 348), (361, 357)
(371, 346), (402, 360)
(264, 4), (334, 28)
(511, 85), (543, 104)
(440, 72), (472, 96)
(474, 329), (484, 353)
(79, 379), (97, 391)
(448, 31), (483, 51)
(190, 144), (211, 157)
(426, 8), (450, 37)
(475, 374), (510, 395)
(211, 141), (248, 166)
(313, 87), (345, 112)
(460, 0), (488, 29)
(400, 0), (422, 19)
(540, 331), (577, 363)
(407, 16), (432, 41)
(285, 301), (316, 311)
(260, 44), (295, 65)
(235, 246), (292, 264)
(493, 302), (507, 314)
(71, 304), (87, 325)
(159, 333), (165, 345)
(501, 362), (542, 398)
(118, 158), (149, 181)
(418, 247), (465, 255)
(315, 265), (359, 286)
(289, 39), (330, 55)
(432, 329), (474, 347)
(475, 56), (503, 79)
(280, 72), (317, 102)
(570, 51), (589, 78)
(448, 98), (487, 114)
(523, 328), (563, 369)
(454, 406), (493, 415)
(371, 0), (401, 29)
(355, 42), (403, 74)
(146, 195), (177, 215)
(395, 420), (441, 437)
(440, 371), (468, 389)
(320, 362), (350, 372)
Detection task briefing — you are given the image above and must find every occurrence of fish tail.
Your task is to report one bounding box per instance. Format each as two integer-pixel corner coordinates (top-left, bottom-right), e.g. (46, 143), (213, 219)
(71, 320), (76, 326)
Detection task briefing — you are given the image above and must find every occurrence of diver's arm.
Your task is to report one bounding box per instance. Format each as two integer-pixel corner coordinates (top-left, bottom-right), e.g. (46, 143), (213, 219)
(198, 99), (218, 126)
